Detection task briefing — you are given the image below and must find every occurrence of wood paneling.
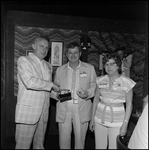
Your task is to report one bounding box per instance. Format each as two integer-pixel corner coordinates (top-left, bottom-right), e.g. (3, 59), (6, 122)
(5, 17), (16, 137)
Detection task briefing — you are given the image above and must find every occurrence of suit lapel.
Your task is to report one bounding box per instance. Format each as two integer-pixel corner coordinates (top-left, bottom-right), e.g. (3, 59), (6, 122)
(28, 53), (43, 78)
(42, 61), (50, 80)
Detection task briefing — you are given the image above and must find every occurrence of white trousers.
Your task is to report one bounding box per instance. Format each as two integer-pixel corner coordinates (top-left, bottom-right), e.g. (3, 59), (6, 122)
(95, 121), (120, 149)
(58, 102), (88, 149)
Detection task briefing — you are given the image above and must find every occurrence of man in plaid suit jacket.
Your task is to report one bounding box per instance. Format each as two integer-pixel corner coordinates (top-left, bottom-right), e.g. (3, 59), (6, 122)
(15, 36), (60, 149)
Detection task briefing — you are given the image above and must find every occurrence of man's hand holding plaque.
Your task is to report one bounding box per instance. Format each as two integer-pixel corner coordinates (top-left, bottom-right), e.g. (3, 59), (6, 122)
(57, 89), (72, 102)
(52, 82), (60, 92)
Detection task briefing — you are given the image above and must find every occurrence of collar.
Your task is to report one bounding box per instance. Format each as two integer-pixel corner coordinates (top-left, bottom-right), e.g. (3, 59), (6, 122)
(62, 60), (87, 71)
(67, 60), (81, 70)
(29, 53), (44, 64)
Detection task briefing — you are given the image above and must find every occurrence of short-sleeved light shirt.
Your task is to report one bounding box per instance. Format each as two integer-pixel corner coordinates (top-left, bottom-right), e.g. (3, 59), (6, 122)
(96, 74), (136, 103)
(95, 74), (136, 127)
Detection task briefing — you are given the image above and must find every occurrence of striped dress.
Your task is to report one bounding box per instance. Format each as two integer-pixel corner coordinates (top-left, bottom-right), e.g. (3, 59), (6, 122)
(95, 75), (136, 127)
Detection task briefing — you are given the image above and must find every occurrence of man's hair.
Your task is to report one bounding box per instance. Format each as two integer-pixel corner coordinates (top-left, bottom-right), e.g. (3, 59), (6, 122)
(66, 42), (81, 53)
(34, 35), (49, 44)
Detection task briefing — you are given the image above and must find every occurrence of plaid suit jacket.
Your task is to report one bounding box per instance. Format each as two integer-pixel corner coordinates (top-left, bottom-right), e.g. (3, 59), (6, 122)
(15, 53), (53, 124)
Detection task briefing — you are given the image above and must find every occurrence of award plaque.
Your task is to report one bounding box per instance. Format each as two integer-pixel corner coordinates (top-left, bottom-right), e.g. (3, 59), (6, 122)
(58, 89), (72, 102)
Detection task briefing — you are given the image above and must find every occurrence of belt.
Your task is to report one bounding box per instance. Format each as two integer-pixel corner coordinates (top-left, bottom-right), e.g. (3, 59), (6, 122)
(100, 101), (123, 124)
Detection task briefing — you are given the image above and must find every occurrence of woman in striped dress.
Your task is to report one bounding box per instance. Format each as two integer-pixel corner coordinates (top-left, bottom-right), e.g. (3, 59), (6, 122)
(89, 53), (136, 149)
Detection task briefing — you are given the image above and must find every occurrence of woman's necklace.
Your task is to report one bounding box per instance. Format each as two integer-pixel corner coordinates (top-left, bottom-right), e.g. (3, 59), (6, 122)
(106, 78), (115, 93)
(110, 78), (116, 84)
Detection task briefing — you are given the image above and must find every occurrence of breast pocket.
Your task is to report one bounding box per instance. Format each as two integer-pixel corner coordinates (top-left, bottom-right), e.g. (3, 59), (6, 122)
(80, 76), (89, 88)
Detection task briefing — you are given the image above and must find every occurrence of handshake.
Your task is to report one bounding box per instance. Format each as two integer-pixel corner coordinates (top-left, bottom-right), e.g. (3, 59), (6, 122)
(51, 82), (89, 102)
(57, 88), (89, 102)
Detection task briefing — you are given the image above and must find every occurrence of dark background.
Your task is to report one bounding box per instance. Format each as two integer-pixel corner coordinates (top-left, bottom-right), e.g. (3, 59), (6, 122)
(2, 1), (148, 22)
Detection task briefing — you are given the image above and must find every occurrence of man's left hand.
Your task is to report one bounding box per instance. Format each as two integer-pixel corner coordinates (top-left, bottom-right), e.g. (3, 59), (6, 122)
(77, 88), (88, 99)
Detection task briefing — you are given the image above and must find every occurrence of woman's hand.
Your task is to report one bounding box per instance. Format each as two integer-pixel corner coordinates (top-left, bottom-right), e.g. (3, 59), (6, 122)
(89, 119), (95, 132)
(120, 121), (128, 136)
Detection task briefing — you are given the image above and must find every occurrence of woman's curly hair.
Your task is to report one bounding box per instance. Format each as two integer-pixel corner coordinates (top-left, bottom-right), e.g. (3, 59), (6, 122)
(102, 53), (122, 74)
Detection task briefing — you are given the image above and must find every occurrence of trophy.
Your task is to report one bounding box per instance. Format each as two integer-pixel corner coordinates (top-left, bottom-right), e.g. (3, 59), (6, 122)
(57, 89), (72, 102)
